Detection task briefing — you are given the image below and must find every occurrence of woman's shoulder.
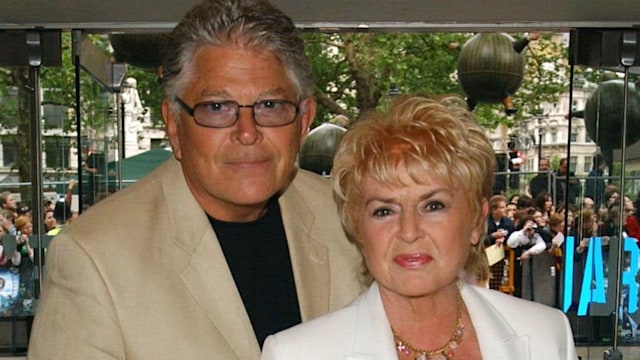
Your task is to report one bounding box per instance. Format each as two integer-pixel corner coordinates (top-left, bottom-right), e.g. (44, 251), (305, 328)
(261, 295), (362, 359)
(262, 284), (387, 359)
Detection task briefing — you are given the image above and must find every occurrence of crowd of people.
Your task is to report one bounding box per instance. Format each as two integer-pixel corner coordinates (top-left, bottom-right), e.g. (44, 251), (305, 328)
(487, 152), (640, 311)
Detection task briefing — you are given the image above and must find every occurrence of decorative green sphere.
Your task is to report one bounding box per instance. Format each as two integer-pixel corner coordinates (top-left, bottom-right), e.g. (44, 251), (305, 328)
(585, 79), (640, 150)
(457, 33), (526, 104)
(298, 123), (346, 176)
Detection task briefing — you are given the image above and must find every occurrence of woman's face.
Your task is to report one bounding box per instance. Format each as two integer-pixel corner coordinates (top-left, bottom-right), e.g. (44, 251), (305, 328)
(20, 222), (33, 236)
(354, 170), (486, 299)
(533, 210), (546, 227)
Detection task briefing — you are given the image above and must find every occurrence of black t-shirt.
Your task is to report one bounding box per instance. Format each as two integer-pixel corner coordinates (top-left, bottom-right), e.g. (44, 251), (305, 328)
(209, 198), (301, 348)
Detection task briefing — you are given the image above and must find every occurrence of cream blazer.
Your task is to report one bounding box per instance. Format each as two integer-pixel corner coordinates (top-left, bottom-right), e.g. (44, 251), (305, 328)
(261, 282), (578, 360)
(28, 157), (364, 360)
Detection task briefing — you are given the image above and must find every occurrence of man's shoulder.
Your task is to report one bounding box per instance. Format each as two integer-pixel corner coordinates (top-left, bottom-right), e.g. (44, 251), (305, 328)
(59, 164), (172, 245)
(289, 169), (334, 200)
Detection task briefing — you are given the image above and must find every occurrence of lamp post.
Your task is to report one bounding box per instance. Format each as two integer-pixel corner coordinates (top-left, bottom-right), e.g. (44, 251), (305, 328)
(538, 127), (544, 166)
(536, 115), (549, 168)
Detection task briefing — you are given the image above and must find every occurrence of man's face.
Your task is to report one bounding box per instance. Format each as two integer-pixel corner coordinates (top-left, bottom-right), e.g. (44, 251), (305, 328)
(162, 45), (315, 222)
(558, 161), (568, 175)
(492, 201), (507, 218)
(539, 159), (550, 171)
(2, 195), (16, 211)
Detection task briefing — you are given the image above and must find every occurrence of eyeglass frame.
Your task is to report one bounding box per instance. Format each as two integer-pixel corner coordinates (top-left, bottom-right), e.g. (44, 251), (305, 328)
(174, 96), (302, 128)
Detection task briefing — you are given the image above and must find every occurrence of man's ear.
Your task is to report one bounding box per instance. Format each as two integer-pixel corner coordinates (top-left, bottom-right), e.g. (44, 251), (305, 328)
(161, 100), (182, 160)
(298, 97), (317, 141)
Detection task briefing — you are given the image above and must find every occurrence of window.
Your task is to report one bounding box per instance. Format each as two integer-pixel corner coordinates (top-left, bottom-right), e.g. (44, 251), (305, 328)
(1, 137), (18, 168)
(42, 103), (68, 129)
(551, 129), (558, 143)
(45, 136), (71, 169)
(585, 132), (593, 143)
(584, 156), (592, 173)
(571, 131), (578, 143)
(570, 156), (578, 173)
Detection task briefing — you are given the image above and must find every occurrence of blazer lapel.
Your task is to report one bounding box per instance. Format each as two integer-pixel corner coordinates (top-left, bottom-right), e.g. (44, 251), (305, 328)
(180, 231), (260, 360)
(461, 283), (530, 360)
(162, 158), (260, 359)
(279, 179), (330, 321)
(345, 283), (398, 359)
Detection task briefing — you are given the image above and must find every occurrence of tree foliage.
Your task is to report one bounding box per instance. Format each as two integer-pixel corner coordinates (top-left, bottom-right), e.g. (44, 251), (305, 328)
(303, 32), (570, 131)
(0, 32), (161, 190)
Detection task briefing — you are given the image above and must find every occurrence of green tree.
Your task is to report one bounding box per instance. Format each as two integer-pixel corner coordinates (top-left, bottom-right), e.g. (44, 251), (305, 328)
(0, 32), (161, 204)
(304, 32), (569, 131)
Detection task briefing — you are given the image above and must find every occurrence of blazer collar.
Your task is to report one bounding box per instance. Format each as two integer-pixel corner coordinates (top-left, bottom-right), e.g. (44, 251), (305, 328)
(345, 282), (530, 360)
(160, 158), (261, 359)
(345, 283), (398, 359)
(461, 282), (530, 360)
(279, 173), (331, 321)
(162, 161), (332, 358)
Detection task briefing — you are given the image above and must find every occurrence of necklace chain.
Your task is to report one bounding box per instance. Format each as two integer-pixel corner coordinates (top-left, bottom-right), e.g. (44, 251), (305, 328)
(392, 290), (464, 360)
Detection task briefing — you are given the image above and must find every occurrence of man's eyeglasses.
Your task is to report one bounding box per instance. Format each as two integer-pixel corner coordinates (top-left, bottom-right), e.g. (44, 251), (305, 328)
(174, 96), (300, 128)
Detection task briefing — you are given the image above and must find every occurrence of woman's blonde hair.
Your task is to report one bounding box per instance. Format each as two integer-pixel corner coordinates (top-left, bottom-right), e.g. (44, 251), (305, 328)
(332, 94), (495, 273)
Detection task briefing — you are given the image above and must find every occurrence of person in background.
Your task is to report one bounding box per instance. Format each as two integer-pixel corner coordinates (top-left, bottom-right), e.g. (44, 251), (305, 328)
(485, 195), (514, 290)
(516, 194), (533, 210)
(0, 210), (16, 236)
(582, 196), (595, 210)
(529, 157), (552, 200)
(0, 192), (17, 221)
(261, 94), (576, 360)
(547, 212), (566, 272)
(43, 210), (58, 234)
(585, 154), (607, 209)
(506, 201), (518, 221)
(507, 214), (547, 299)
(626, 197), (640, 241)
(507, 215), (547, 261)
(533, 191), (553, 219)
(555, 158), (581, 206)
(13, 215), (36, 300)
(28, 1), (364, 359)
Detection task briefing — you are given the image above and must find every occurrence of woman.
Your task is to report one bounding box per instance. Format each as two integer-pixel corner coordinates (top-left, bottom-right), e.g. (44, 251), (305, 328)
(261, 95), (576, 360)
(533, 191), (553, 219)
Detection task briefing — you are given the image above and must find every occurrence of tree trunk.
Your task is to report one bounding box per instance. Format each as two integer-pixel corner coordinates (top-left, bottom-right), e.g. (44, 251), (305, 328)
(12, 68), (32, 205)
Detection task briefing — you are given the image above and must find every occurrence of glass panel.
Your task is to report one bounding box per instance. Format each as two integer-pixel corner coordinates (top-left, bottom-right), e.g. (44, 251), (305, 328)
(565, 59), (640, 351)
(79, 70), (119, 209)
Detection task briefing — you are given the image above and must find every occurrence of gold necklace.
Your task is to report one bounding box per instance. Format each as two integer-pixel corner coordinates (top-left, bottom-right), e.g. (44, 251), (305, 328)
(393, 290), (464, 360)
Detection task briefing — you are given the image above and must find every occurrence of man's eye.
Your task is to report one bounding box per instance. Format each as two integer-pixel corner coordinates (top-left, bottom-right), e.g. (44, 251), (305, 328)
(203, 102), (229, 112)
(257, 100), (285, 111)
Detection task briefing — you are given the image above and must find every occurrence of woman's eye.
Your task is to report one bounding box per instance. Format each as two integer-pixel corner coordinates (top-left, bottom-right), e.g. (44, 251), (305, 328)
(425, 201), (445, 211)
(372, 208), (392, 217)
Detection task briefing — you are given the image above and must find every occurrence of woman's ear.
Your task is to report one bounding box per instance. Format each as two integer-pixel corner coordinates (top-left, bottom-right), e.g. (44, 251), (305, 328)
(470, 199), (489, 246)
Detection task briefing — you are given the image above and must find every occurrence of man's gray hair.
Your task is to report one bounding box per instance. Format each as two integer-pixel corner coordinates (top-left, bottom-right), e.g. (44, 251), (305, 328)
(162, 0), (314, 113)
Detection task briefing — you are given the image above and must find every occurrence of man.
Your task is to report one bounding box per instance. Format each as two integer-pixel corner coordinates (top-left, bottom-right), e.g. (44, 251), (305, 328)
(0, 191), (17, 220)
(585, 154), (607, 209)
(555, 157), (581, 206)
(485, 195), (515, 290)
(528, 157), (552, 200)
(28, 1), (364, 359)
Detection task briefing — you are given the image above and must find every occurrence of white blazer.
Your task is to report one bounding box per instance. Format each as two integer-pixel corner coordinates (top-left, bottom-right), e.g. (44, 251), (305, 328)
(262, 281), (577, 360)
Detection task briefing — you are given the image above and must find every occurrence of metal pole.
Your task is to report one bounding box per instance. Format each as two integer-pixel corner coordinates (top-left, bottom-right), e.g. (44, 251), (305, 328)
(538, 132), (542, 166)
(72, 30), (84, 214)
(26, 31), (44, 301)
(119, 100), (125, 185)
